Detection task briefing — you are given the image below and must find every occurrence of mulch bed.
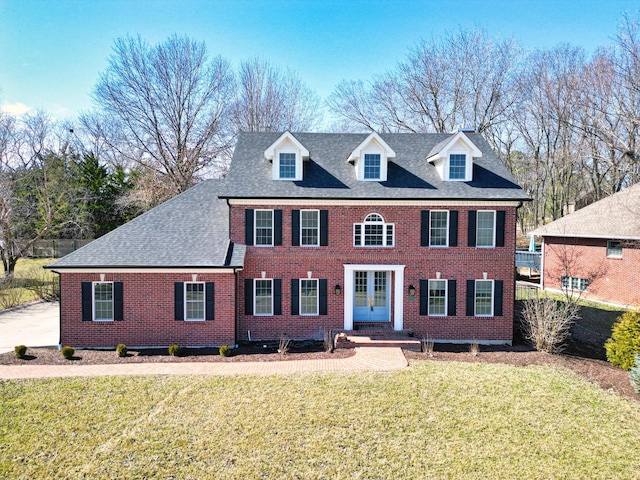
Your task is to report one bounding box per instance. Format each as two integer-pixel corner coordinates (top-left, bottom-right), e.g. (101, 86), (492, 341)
(2, 339), (638, 403)
(0, 341), (354, 365)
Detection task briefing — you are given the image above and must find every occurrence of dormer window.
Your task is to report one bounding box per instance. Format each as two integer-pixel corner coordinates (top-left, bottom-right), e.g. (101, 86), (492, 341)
(364, 154), (381, 180)
(426, 131), (481, 182)
(448, 154), (466, 180)
(264, 131), (309, 181)
(279, 153), (297, 179)
(348, 132), (395, 182)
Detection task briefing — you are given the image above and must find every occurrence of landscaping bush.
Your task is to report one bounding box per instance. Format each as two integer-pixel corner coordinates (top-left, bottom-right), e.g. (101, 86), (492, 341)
(219, 345), (231, 357)
(519, 297), (580, 353)
(116, 343), (128, 357)
(61, 346), (74, 360)
(605, 310), (640, 370)
(630, 354), (640, 393)
(14, 345), (27, 359)
(168, 344), (181, 356)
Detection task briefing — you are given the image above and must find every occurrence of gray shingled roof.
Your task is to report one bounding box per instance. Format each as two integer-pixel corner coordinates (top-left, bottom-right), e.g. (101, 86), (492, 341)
(530, 183), (640, 240)
(221, 132), (528, 201)
(48, 179), (244, 269)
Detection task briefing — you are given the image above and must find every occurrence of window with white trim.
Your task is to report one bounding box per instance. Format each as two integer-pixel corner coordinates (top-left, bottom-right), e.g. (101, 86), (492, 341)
(255, 210), (273, 246)
(474, 280), (494, 316)
(301, 210), (319, 246)
(254, 279), (273, 316)
(93, 282), (114, 321)
(428, 280), (447, 316)
(449, 154), (466, 180)
(300, 279), (319, 315)
(476, 211), (496, 247)
(354, 213), (394, 247)
(561, 276), (589, 291)
(279, 153), (296, 179)
(429, 211), (449, 247)
(607, 240), (622, 258)
(185, 282), (205, 321)
(363, 153), (381, 180)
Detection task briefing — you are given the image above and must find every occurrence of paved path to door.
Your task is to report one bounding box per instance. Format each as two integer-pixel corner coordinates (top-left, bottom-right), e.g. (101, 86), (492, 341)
(0, 301), (59, 354)
(0, 347), (408, 380)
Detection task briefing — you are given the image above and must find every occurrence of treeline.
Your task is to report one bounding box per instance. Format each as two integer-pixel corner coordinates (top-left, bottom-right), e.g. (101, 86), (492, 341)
(1, 14), (639, 272)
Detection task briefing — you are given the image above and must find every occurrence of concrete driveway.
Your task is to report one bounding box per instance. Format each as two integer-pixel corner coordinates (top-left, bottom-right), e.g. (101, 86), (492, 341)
(0, 301), (59, 354)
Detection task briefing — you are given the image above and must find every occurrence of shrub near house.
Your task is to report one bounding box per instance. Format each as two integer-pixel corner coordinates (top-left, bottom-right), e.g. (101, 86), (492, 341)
(47, 131), (528, 349)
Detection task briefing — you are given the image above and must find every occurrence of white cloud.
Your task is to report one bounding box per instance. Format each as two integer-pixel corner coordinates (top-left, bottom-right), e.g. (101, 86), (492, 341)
(1, 102), (32, 116)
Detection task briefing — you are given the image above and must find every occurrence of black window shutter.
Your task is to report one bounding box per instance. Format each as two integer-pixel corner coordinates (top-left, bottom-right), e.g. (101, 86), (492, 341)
(420, 211), (430, 246)
(447, 280), (457, 316)
(244, 279), (253, 315)
(320, 210), (329, 246)
(274, 210), (283, 246)
(174, 282), (184, 321)
(449, 211), (458, 247)
(468, 211), (477, 247)
(245, 209), (254, 246)
(466, 280), (475, 316)
(81, 282), (92, 321)
(496, 211), (506, 247)
(291, 210), (300, 246)
(419, 279), (428, 316)
(291, 279), (299, 315)
(205, 282), (215, 320)
(274, 279), (282, 315)
(494, 280), (504, 316)
(114, 282), (123, 321)
(319, 279), (328, 315)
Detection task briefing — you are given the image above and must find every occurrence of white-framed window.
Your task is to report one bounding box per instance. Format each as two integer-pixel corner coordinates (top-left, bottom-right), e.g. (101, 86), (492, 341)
(428, 279), (447, 316)
(301, 209), (319, 247)
(430, 211), (449, 247)
(448, 154), (467, 180)
(254, 279), (273, 316)
(363, 153), (381, 180)
(354, 213), (394, 247)
(474, 280), (494, 316)
(278, 152), (296, 179)
(254, 210), (274, 246)
(561, 276), (589, 292)
(185, 282), (205, 321)
(607, 240), (623, 258)
(93, 282), (114, 322)
(476, 210), (496, 248)
(300, 278), (319, 316)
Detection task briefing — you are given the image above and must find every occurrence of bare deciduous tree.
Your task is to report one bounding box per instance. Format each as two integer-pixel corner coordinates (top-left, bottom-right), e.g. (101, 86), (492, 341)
(327, 28), (520, 136)
(233, 57), (322, 132)
(84, 34), (235, 203)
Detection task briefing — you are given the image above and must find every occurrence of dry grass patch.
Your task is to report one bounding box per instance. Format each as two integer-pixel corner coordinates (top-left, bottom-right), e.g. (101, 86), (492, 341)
(2, 362), (640, 478)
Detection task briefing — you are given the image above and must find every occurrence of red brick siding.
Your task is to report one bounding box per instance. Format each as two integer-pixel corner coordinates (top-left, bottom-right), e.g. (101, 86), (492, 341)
(59, 272), (236, 348)
(543, 237), (640, 306)
(233, 204), (516, 342)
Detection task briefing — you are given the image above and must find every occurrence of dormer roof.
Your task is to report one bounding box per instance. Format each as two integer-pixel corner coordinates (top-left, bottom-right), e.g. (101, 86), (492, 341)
(426, 131), (482, 163)
(264, 131), (309, 160)
(347, 132), (396, 162)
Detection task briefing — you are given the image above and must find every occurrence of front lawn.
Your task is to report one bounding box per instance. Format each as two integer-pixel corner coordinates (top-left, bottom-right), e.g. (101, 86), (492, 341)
(2, 361), (639, 478)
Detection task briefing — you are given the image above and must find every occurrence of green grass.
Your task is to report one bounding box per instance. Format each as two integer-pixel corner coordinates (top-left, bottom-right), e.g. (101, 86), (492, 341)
(2, 362), (639, 479)
(0, 258), (57, 308)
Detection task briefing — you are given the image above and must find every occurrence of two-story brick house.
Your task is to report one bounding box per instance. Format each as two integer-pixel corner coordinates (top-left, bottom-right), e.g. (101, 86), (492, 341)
(47, 130), (528, 348)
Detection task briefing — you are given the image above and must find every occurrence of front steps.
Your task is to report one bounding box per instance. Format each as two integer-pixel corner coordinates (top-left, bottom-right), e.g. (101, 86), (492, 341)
(333, 323), (421, 351)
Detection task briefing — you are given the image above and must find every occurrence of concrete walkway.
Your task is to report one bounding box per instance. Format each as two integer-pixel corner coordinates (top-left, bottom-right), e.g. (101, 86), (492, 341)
(0, 301), (59, 354)
(0, 347), (408, 380)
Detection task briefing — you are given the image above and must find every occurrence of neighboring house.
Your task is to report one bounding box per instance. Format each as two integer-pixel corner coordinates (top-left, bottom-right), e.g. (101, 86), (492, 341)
(47, 130), (528, 348)
(530, 183), (640, 307)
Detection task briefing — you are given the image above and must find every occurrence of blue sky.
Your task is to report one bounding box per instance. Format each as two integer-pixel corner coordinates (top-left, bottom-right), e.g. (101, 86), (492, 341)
(0, 0), (638, 119)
